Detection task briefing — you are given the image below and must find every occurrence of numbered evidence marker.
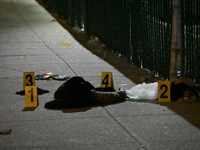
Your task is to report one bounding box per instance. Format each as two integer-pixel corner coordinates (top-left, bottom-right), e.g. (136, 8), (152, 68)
(100, 72), (114, 88)
(25, 86), (38, 108)
(158, 81), (171, 102)
(23, 72), (35, 90)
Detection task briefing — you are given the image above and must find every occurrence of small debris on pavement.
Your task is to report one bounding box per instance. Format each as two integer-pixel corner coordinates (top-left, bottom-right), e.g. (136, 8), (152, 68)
(59, 41), (72, 46)
(35, 73), (69, 81)
(0, 129), (11, 135)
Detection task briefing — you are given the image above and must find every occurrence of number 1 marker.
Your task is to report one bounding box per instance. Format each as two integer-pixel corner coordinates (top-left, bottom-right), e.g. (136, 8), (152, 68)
(25, 86), (38, 108)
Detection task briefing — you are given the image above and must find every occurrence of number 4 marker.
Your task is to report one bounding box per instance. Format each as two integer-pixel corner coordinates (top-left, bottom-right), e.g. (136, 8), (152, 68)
(158, 81), (171, 102)
(100, 72), (114, 88)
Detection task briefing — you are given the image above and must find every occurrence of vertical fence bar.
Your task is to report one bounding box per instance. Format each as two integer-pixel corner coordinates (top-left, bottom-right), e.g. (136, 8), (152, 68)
(170, 0), (181, 81)
(131, 0), (141, 67)
(195, 0), (199, 85)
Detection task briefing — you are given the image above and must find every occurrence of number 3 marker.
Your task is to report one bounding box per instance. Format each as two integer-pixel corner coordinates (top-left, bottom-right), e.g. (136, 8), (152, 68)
(158, 81), (171, 102)
(23, 72), (35, 90)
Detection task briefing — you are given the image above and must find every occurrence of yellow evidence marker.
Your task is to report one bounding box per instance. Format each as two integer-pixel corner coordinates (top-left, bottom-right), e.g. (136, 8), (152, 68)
(25, 85), (38, 108)
(23, 72), (35, 90)
(158, 81), (171, 102)
(100, 72), (114, 88)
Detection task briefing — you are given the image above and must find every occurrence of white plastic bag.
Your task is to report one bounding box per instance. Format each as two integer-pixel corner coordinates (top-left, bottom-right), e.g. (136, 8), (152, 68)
(125, 82), (158, 100)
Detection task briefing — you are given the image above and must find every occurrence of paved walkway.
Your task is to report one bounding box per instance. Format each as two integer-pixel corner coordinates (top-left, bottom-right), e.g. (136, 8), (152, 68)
(0, 0), (200, 149)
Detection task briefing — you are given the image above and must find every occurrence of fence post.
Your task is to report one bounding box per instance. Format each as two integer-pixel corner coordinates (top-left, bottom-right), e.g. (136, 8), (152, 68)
(170, 0), (182, 81)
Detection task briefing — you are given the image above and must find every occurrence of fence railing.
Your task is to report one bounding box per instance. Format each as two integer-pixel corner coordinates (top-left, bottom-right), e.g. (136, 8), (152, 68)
(181, 0), (200, 84)
(40, 0), (200, 84)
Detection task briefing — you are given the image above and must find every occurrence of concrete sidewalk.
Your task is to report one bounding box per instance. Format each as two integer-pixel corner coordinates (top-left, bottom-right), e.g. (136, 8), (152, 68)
(0, 0), (200, 149)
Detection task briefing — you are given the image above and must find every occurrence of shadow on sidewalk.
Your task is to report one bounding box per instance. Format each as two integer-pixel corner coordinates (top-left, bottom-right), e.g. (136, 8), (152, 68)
(160, 102), (200, 129)
(128, 99), (200, 129)
(45, 96), (200, 130)
(45, 101), (125, 113)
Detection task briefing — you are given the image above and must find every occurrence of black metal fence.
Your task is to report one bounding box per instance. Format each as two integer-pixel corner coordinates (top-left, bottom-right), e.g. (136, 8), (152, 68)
(40, 0), (200, 83)
(138, 0), (172, 78)
(181, 0), (200, 84)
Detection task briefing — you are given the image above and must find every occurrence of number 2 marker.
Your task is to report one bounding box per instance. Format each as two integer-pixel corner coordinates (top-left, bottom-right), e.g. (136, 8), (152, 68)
(158, 81), (171, 102)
